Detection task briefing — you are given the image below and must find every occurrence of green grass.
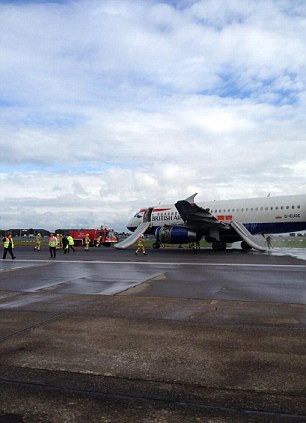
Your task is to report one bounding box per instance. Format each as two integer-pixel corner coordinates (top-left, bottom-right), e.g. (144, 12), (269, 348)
(271, 237), (306, 248)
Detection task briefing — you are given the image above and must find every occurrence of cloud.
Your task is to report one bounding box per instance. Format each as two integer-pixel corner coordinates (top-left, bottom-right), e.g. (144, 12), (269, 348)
(0, 0), (306, 231)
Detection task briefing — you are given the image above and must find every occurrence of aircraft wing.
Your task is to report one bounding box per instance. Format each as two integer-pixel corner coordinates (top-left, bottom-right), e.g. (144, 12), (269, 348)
(175, 193), (222, 229)
(176, 194), (267, 251)
(114, 222), (150, 249)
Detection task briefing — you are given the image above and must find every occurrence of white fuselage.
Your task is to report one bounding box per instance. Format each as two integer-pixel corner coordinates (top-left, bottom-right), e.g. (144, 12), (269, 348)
(127, 194), (306, 236)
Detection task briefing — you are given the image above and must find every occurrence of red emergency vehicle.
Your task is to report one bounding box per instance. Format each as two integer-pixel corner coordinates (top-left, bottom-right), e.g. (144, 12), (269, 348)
(68, 228), (118, 247)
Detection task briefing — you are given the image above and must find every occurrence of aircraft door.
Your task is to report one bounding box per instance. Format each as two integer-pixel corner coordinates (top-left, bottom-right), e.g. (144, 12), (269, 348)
(143, 208), (154, 225)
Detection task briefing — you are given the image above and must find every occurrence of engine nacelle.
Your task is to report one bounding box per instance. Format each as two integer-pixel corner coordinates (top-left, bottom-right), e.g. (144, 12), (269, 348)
(155, 226), (198, 244)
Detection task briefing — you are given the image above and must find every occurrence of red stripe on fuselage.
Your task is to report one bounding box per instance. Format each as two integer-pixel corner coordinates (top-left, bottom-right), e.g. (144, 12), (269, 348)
(153, 208), (172, 212)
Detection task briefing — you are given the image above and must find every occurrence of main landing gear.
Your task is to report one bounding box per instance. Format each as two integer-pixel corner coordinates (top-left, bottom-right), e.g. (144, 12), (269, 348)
(241, 240), (252, 250)
(212, 240), (227, 251)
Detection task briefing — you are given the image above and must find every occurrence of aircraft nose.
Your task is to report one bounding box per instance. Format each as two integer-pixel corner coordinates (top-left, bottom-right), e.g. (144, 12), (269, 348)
(127, 216), (137, 231)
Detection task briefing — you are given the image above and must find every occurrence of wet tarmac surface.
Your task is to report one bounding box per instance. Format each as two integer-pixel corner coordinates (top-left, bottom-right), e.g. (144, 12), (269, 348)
(1, 246), (306, 304)
(0, 246), (306, 422)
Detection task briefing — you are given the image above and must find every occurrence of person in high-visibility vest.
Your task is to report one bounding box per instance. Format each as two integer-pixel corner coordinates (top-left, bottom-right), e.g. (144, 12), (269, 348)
(2, 232), (16, 259)
(49, 233), (57, 258)
(84, 234), (90, 251)
(96, 235), (102, 247)
(56, 233), (63, 249)
(67, 235), (75, 253)
(34, 233), (41, 251)
(135, 234), (147, 255)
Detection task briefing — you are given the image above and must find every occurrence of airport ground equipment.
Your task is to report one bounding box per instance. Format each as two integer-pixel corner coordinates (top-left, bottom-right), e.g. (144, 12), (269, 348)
(68, 228), (117, 247)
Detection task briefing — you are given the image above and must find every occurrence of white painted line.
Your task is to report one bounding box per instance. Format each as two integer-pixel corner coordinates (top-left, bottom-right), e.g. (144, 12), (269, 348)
(2, 259), (306, 269)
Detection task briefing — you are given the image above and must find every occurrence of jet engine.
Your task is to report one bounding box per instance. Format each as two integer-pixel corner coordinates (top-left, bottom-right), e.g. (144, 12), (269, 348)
(155, 226), (198, 245)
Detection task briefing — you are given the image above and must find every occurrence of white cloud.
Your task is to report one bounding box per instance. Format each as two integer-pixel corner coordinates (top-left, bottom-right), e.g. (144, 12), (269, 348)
(0, 0), (306, 231)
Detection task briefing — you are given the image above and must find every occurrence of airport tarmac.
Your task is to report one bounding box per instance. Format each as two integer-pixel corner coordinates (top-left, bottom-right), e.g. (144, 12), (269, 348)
(0, 245), (306, 422)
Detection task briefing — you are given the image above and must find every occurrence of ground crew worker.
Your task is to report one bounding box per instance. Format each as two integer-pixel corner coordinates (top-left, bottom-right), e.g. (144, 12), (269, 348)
(96, 235), (102, 247)
(266, 235), (273, 249)
(135, 234), (147, 255)
(59, 233), (63, 249)
(84, 234), (90, 251)
(2, 232), (16, 260)
(62, 235), (69, 254)
(34, 233), (42, 251)
(49, 233), (57, 259)
(67, 234), (75, 253)
(56, 233), (63, 249)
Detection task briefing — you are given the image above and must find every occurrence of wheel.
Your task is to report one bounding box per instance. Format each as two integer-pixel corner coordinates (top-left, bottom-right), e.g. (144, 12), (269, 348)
(212, 241), (227, 251)
(241, 241), (252, 250)
(152, 242), (160, 249)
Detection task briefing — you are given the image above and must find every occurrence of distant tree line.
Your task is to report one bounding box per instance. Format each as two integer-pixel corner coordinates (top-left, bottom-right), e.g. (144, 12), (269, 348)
(0, 229), (50, 238)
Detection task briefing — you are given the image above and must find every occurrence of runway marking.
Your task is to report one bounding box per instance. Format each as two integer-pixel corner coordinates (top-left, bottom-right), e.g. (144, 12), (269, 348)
(0, 262), (51, 272)
(2, 259), (306, 269)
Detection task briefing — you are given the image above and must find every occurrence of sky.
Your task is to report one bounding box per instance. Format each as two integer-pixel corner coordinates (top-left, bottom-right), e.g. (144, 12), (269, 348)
(1, 0), (306, 232)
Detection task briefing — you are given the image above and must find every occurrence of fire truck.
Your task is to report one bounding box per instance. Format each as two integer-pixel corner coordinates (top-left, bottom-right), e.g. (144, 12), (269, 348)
(68, 228), (118, 247)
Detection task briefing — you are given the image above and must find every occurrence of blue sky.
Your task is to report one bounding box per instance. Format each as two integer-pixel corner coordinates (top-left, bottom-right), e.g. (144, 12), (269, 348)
(1, 0), (306, 231)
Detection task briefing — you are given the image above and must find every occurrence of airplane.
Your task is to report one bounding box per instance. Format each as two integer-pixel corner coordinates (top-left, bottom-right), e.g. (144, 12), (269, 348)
(115, 193), (306, 251)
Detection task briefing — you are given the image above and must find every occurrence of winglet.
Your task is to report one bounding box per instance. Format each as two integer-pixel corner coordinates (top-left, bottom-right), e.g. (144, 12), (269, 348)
(184, 193), (198, 204)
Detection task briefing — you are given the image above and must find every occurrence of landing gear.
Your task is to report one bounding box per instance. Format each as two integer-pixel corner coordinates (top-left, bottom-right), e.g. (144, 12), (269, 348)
(152, 242), (160, 249)
(241, 241), (252, 250)
(212, 241), (227, 251)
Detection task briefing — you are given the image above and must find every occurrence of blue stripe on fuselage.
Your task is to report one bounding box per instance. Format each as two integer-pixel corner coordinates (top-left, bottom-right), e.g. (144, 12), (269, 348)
(245, 221), (306, 235)
(128, 220), (306, 238)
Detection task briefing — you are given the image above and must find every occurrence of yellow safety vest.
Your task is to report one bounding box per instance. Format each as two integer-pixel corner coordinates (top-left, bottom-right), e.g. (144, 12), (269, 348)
(68, 236), (74, 245)
(3, 237), (14, 248)
(49, 237), (57, 247)
(138, 238), (144, 247)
